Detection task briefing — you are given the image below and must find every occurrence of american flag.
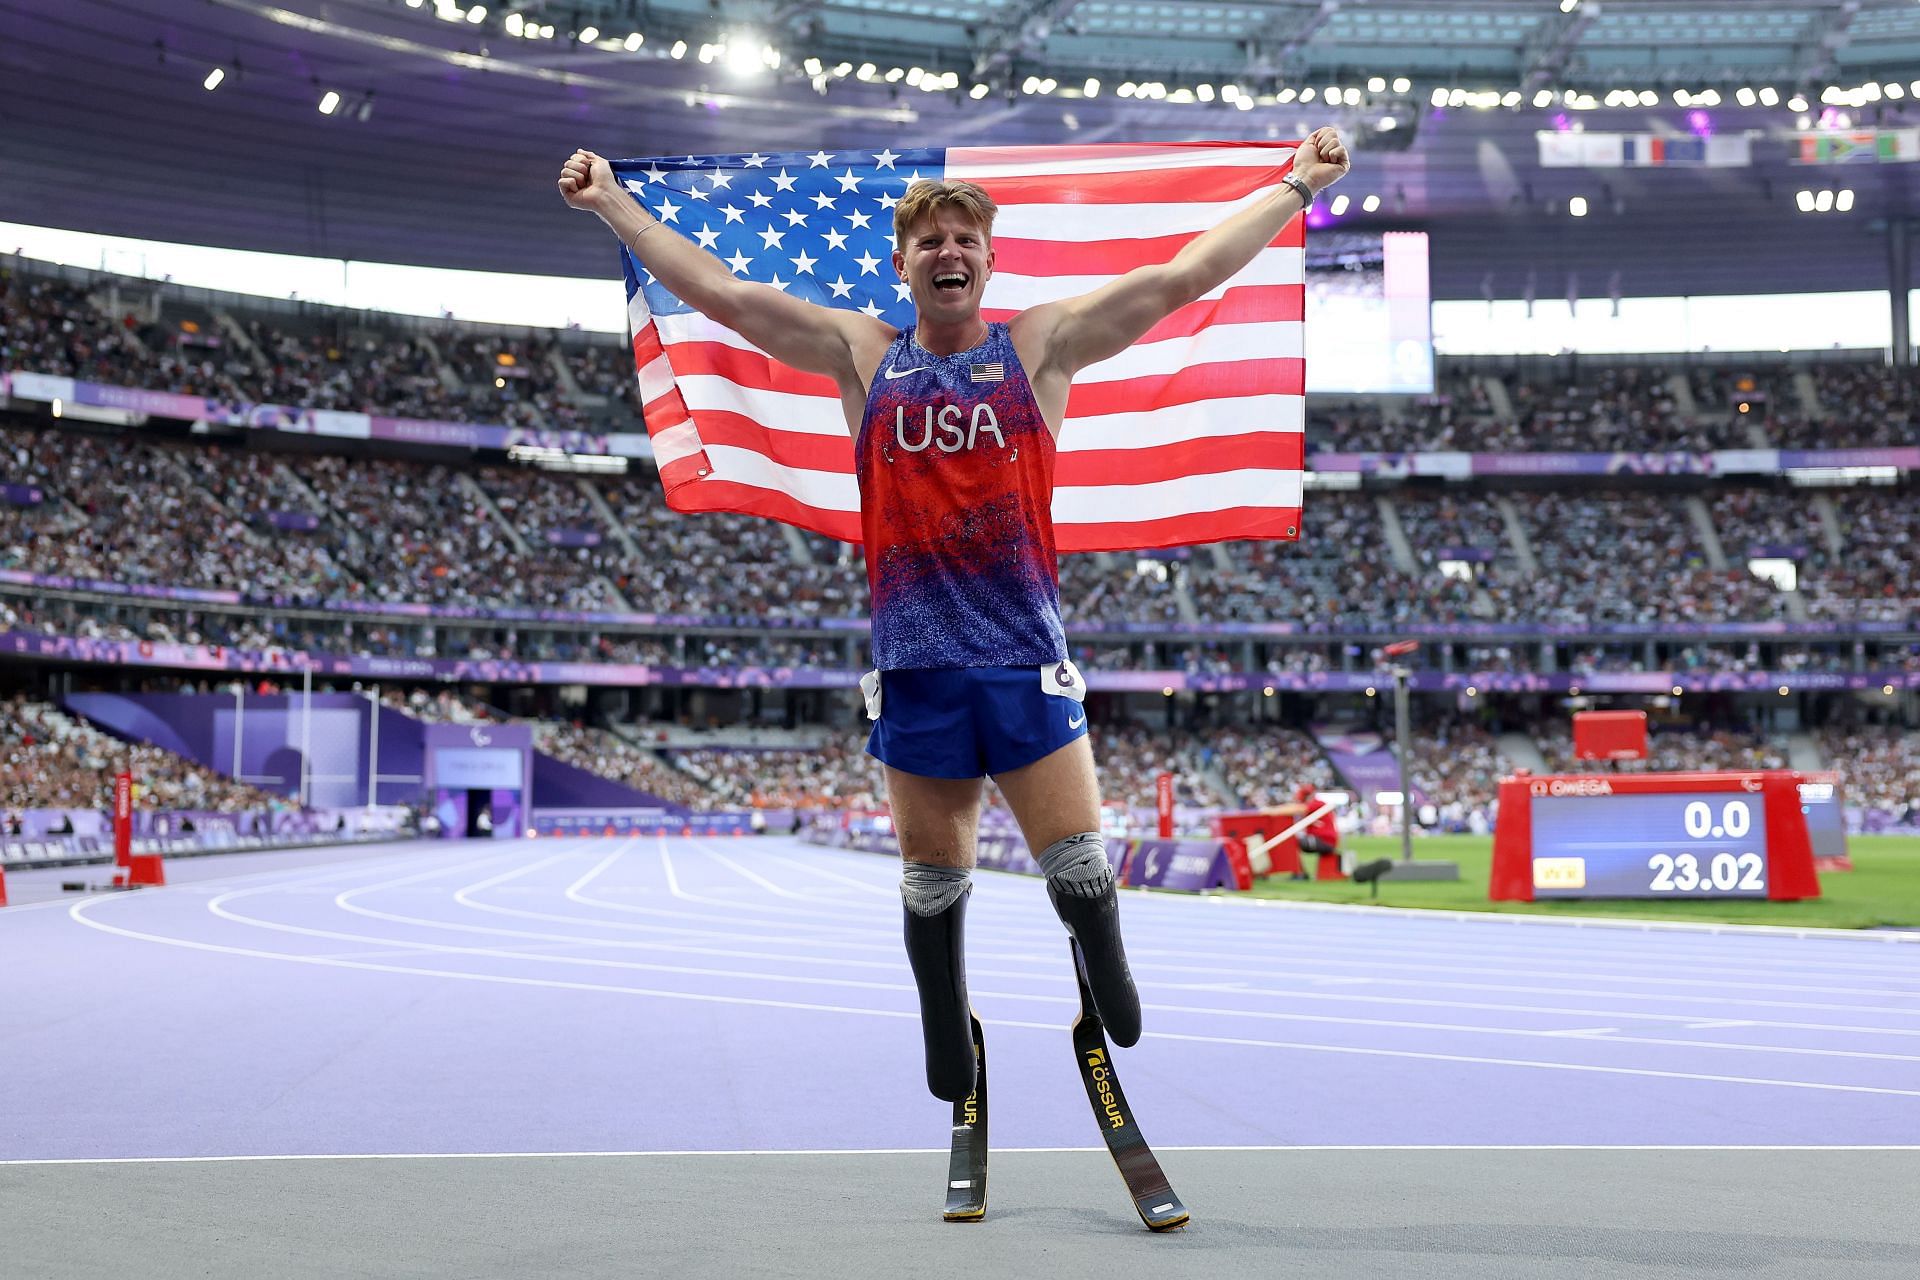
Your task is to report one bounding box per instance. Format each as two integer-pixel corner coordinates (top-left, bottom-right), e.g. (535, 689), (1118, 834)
(613, 142), (1304, 552)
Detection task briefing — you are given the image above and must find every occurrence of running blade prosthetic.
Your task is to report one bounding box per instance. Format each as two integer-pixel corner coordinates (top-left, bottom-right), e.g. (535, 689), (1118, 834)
(903, 888), (976, 1101)
(1048, 878), (1142, 1046)
(1070, 940), (1188, 1232)
(941, 1013), (988, 1222)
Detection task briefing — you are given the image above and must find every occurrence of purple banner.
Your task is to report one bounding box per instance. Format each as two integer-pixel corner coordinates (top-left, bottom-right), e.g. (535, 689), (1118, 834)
(1315, 728), (1420, 810)
(532, 809), (757, 837)
(1, 482), (45, 506)
(265, 510), (322, 532)
(1433, 546), (1497, 562)
(1747, 544), (1809, 560)
(1118, 838), (1236, 891)
(546, 527), (604, 548)
(8, 629), (1919, 693)
(0, 371), (643, 460)
(1778, 447), (1920, 470)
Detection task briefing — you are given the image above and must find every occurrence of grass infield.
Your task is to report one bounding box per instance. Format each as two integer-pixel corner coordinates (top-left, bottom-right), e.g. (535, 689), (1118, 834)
(1237, 834), (1920, 931)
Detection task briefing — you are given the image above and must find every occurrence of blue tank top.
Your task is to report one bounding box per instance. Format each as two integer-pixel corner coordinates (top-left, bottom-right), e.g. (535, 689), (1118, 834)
(854, 323), (1067, 670)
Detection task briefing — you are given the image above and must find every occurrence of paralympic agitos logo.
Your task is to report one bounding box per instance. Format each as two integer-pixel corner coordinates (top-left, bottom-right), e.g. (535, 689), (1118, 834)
(1084, 1047), (1127, 1129)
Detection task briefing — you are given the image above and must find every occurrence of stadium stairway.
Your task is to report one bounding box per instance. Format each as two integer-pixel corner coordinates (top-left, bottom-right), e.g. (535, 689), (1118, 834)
(1812, 494), (1846, 556)
(582, 479), (646, 561)
(456, 473), (532, 555)
(1479, 373), (1514, 420)
(1687, 497), (1730, 570)
(1376, 496), (1419, 573)
(1491, 495), (1538, 574)
(1666, 372), (1696, 417)
(1792, 370), (1823, 418)
(1787, 732), (1824, 773)
(212, 309), (267, 366)
(1496, 732), (1549, 775)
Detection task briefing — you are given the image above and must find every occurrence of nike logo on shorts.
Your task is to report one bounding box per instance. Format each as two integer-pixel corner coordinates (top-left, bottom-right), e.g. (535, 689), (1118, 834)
(1067, 710), (1086, 730)
(884, 364), (933, 380)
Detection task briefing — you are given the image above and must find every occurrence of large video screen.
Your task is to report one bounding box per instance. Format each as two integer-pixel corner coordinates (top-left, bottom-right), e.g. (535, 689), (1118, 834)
(1305, 230), (1434, 395)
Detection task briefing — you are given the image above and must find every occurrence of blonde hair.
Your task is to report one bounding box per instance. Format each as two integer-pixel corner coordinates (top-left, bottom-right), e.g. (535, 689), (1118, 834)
(892, 179), (998, 249)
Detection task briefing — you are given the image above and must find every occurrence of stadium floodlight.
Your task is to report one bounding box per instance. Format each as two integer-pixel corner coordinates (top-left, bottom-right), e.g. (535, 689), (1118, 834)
(1196, 82), (1213, 101)
(1837, 189), (1855, 212)
(1887, 83), (1906, 100)
(885, 66), (905, 82)
(1343, 87), (1362, 105)
(1795, 189), (1815, 212)
(804, 56), (822, 76)
(1324, 84), (1340, 102)
(1085, 77), (1101, 97)
(906, 67), (924, 86)
(969, 82), (989, 98)
(1365, 686), (1377, 697)
(1330, 193), (1349, 215)
(318, 89), (340, 114)
(1300, 86), (1316, 102)
(1235, 96), (1253, 111)
(1432, 86), (1450, 107)
(465, 6), (485, 22)
(625, 32), (643, 50)
(1638, 89), (1658, 106)
(1569, 195), (1588, 216)
(1374, 791), (1404, 806)
(203, 66), (224, 91)
(1501, 90), (1521, 107)
(856, 61), (874, 78)
(1736, 87), (1756, 106)
(1697, 88), (1720, 105)
(1367, 76), (1386, 92)
(1117, 82), (1135, 97)
(406, 0), (423, 7)
(1040, 77), (1057, 94)
(1276, 86), (1296, 103)
(579, 23), (599, 41)
(1788, 93), (1808, 110)
(1362, 193), (1380, 211)
(1814, 189), (1834, 212)
(1378, 115), (1397, 129)
(539, 23), (554, 37)
(504, 12), (523, 35)
(1671, 89), (1689, 105)
(1021, 75), (1038, 94)
(1559, 0), (1579, 11)
(1532, 88), (1553, 107)
(670, 40), (687, 58)
(1758, 86), (1779, 105)
(1392, 76), (1410, 93)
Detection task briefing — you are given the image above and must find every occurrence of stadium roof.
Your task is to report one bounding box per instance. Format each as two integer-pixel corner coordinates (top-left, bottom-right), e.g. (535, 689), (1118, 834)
(1, 0), (1915, 301)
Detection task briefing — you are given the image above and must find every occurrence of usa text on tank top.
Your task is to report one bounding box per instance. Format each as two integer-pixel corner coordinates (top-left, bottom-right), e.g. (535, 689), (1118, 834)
(855, 322), (1068, 671)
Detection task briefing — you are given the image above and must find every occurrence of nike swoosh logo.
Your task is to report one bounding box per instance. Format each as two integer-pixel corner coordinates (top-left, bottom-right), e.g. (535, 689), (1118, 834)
(883, 365), (933, 380)
(1067, 711), (1086, 729)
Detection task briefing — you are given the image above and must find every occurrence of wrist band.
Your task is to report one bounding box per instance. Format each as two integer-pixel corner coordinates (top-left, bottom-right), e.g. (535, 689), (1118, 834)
(1281, 173), (1315, 209)
(625, 222), (661, 254)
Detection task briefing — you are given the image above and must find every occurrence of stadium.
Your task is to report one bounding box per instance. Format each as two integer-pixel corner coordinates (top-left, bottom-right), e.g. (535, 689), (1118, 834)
(1, 0), (1917, 1274)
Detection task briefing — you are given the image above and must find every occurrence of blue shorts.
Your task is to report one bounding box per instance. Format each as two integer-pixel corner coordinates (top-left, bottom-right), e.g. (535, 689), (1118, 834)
(863, 661), (1088, 780)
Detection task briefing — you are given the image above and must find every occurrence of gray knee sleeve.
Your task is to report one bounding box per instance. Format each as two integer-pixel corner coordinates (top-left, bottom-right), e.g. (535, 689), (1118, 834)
(902, 860), (972, 917)
(1037, 831), (1112, 900)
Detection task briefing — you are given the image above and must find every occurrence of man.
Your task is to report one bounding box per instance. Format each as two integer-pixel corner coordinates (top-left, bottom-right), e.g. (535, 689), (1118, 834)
(560, 131), (1351, 1101)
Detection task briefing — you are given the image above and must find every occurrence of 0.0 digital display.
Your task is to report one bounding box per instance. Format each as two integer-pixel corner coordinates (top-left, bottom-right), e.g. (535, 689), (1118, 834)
(1529, 792), (1770, 899)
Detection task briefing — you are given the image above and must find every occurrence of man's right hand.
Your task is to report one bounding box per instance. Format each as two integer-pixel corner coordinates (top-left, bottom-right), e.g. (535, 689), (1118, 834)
(558, 149), (619, 212)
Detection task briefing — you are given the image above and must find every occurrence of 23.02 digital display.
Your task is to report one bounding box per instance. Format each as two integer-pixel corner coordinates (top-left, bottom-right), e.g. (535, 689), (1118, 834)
(1528, 793), (1770, 899)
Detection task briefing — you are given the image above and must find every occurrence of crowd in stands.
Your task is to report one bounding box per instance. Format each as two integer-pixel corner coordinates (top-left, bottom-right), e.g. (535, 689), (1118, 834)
(671, 734), (884, 811)
(1815, 726), (1919, 826)
(1207, 727), (1337, 808)
(0, 694), (281, 814)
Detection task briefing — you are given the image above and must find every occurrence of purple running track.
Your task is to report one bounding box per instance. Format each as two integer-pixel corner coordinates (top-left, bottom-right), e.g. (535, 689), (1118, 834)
(1, 835), (1917, 1160)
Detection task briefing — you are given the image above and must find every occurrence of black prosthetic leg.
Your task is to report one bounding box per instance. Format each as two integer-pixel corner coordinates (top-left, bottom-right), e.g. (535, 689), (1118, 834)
(1047, 879), (1142, 1047)
(903, 887), (977, 1101)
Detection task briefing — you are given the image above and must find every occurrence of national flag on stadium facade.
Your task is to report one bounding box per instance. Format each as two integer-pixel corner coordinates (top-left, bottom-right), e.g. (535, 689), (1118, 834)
(612, 142), (1305, 552)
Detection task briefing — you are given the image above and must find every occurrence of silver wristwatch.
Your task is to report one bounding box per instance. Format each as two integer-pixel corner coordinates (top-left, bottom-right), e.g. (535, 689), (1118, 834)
(1281, 172), (1315, 208)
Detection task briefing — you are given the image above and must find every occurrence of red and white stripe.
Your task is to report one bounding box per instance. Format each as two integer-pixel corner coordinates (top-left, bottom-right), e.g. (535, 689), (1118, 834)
(631, 140), (1305, 552)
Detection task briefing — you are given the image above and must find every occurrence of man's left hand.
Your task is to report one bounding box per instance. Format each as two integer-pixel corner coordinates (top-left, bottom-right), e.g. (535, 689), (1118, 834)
(1296, 127), (1352, 194)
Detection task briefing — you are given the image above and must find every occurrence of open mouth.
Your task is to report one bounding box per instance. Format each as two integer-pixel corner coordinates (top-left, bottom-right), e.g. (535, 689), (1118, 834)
(932, 272), (969, 294)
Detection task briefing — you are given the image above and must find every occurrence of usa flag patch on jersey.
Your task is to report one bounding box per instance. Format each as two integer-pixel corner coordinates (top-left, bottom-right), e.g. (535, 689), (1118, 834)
(969, 362), (1005, 383)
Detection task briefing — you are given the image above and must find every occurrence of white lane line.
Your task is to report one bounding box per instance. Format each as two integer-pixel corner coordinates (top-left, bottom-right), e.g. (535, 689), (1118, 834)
(4, 1143), (1916, 1166)
(70, 874), (1920, 1075)
(1689, 1020), (1757, 1030)
(62, 893), (1920, 1097)
(771, 856), (1920, 991)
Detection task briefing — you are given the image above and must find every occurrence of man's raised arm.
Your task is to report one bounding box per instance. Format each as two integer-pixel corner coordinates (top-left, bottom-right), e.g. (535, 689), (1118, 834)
(1021, 128), (1351, 381)
(559, 149), (886, 387)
